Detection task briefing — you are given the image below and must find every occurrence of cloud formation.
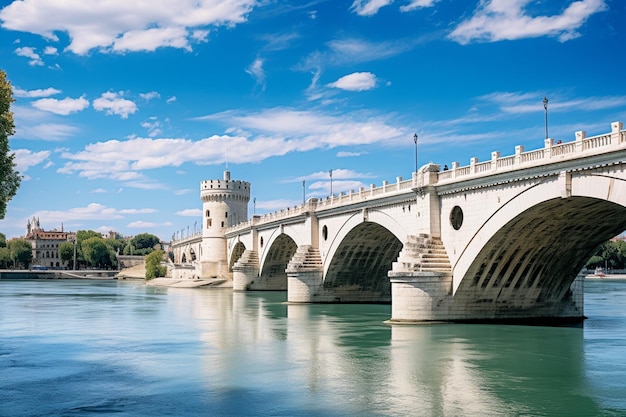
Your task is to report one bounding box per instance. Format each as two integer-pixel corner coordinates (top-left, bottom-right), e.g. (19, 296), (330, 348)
(93, 91), (137, 118)
(32, 96), (89, 115)
(449, 0), (608, 44)
(328, 72), (377, 91)
(0, 0), (258, 55)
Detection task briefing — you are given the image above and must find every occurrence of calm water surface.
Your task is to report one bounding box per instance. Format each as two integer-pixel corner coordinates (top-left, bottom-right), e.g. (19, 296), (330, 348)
(1, 278), (625, 417)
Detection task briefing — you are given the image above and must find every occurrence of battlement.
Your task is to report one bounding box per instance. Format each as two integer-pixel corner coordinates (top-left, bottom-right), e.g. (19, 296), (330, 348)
(200, 179), (250, 191)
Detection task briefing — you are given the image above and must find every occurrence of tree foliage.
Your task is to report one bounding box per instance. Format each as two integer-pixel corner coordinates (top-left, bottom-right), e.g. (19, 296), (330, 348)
(585, 239), (626, 270)
(76, 230), (101, 244)
(131, 233), (161, 254)
(59, 241), (75, 268)
(0, 246), (11, 268)
(145, 249), (166, 280)
(8, 238), (32, 268)
(0, 70), (21, 219)
(81, 237), (110, 268)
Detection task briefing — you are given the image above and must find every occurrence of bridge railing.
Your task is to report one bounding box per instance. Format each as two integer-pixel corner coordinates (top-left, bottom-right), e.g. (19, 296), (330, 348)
(221, 121), (624, 235)
(438, 121), (625, 183)
(169, 231), (202, 247)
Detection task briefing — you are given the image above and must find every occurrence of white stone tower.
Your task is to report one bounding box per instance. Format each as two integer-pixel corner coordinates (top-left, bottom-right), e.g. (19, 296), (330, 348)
(199, 169), (250, 278)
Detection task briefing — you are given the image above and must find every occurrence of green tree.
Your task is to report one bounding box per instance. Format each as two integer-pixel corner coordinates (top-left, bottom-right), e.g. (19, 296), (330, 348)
(0, 231), (6, 247)
(81, 237), (109, 268)
(131, 233), (161, 255)
(76, 230), (101, 244)
(8, 238), (32, 268)
(0, 246), (11, 268)
(59, 241), (75, 268)
(0, 70), (21, 219)
(145, 249), (167, 280)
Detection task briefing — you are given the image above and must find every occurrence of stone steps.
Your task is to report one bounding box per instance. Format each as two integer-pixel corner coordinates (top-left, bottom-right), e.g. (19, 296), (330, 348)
(286, 245), (322, 272)
(392, 234), (452, 273)
(232, 250), (259, 269)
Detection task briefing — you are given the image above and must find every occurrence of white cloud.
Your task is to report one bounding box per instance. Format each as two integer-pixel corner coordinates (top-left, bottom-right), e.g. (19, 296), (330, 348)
(32, 96), (90, 115)
(43, 46), (57, 55)
(15, 46), (43, 65)
(91, 188), (107, 193)
(13, 87), (61, 98)
(127, 221), (167, 229)
(57, 107), (406, 184)
(166, 96), (177, 103)
(350, 0), (393, 16)
(118, 208), (157, 214)
(255, 199), (301, 211)
(140, 91), (160, 101)
(15, 122), (79, 141)
(177, 208), (202, 216)
(400, 0), (439, 12)
(112, 27), (190, 52)
(476, 91), (626, 114)
(12, 149), (51, 174)
(27, 203), (156, 225)
(337, 151), (366, 157)
(328, 72), (377, 91)
(0, 0), (257, 55)
(246, 58), (266, 92)
(93, 91), (138, 118)
(449, 0), (608, 44)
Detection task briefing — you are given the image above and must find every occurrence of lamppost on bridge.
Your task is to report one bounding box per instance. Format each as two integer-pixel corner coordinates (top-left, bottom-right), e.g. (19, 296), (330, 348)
(543, 96), (549, 139)
(413, 133), (418, 174)
(302, 180), (306, 204)
(253, 197), (256, 215)
(329, 169), (333, 197)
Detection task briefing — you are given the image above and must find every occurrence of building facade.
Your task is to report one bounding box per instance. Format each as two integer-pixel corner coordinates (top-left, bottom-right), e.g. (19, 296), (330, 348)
(25, 217), (75, 269)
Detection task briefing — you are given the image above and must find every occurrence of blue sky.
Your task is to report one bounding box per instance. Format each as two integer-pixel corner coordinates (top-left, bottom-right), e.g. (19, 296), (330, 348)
(1, 0), (625, 241)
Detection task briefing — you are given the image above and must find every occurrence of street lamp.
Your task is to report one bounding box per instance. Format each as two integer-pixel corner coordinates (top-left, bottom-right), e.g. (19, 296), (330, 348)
(302, 180), (306, 205)
(253, 197), (256, 215)
(329, 169), (333, 197)
(543, 96), (549, 139)
(413, 133), (418, 174)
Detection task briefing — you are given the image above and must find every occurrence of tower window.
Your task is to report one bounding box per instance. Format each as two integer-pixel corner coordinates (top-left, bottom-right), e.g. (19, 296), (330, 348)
(221, 221), (225, 227)
(225, 212), (228, 218)
(206, 210), (210, 217)
(207, 219), (212, 228)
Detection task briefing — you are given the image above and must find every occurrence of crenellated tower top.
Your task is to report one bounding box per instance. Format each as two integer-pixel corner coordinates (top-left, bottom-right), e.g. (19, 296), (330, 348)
(200, 169), (250, 204)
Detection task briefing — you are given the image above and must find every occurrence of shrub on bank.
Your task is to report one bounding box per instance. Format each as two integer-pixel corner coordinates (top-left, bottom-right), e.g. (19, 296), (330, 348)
(145, 250), (167, 280)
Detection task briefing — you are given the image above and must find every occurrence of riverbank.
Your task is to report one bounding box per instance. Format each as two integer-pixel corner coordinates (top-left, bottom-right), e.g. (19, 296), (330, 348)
(585, 274), (626, 279)
(0, 270), (118, 279)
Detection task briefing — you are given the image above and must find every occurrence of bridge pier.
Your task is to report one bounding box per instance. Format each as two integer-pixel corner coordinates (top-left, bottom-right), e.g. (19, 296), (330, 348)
(286, 245), (331, 303)
(388, 272), (453, 322)
(232, 250), (259, 291)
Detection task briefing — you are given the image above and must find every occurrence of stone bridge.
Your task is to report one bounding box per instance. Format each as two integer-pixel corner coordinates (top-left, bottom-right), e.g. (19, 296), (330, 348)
(171, 121), (626, 324)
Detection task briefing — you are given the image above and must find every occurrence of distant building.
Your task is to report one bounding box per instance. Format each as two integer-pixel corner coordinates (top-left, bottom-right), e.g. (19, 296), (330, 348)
(24, 217), (75, 269)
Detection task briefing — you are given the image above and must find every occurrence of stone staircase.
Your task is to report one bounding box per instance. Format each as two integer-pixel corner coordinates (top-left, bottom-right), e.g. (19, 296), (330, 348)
(232, 250), (259, 271)
(286, 245), (323, 272)
(392, 234), (451, 274)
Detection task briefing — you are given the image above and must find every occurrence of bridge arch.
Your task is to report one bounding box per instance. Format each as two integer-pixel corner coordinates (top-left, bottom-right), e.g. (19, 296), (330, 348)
(452, 171), (626, 316)
(323, 208), (410, 276)
(259, 233), (298, 287)
(229, 241), (246, 272)
(323, 218), (404, 301)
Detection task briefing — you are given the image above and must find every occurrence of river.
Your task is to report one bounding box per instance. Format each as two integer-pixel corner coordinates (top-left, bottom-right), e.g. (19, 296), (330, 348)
(0, 278), (625, 416)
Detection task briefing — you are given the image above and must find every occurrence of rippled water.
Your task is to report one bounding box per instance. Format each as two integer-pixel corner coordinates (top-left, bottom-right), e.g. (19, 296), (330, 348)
(1, 278), (625, 416)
